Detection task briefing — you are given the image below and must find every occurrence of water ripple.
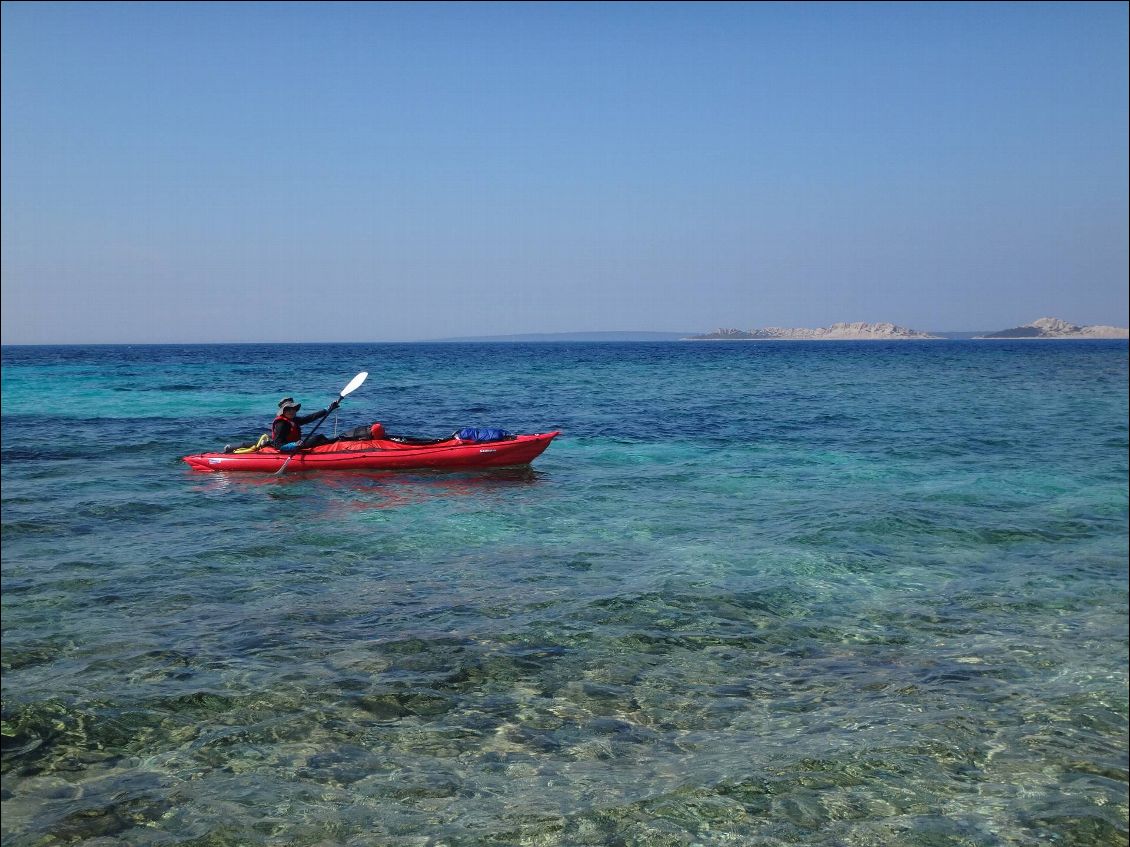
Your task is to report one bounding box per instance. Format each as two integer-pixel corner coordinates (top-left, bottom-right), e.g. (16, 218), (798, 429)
(2, 341), (1127, 846)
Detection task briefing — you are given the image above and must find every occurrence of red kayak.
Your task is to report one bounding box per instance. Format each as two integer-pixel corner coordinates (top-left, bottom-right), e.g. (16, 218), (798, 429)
(183, 431), (560, 473)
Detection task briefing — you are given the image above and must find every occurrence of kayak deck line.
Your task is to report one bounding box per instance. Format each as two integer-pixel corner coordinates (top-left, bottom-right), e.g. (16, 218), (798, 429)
(183, 431), (561, 473)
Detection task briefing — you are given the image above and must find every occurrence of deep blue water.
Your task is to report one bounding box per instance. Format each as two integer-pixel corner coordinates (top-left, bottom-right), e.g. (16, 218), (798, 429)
(2, 341), (1127, 846)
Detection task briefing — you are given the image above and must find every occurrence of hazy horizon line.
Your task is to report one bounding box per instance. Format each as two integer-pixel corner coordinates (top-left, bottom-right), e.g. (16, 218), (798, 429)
(7, 330), (1130, 348)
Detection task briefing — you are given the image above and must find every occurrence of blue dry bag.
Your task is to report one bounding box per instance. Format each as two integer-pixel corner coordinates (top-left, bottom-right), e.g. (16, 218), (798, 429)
(454, 427), (514, 443)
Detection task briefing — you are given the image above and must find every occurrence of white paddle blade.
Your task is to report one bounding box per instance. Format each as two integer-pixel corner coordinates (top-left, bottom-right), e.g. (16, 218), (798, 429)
(341, 371), (368, 398)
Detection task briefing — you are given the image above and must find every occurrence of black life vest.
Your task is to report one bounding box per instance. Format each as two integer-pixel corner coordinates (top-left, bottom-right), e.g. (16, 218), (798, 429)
(272, 414), (302, 443)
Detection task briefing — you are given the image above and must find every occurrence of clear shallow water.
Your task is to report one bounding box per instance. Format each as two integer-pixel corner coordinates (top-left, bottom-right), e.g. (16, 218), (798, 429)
(1, 340), (1127, 847)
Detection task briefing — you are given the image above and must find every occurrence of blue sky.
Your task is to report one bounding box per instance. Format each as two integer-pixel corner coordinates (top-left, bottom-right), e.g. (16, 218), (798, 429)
(2, 1), (1127, 343)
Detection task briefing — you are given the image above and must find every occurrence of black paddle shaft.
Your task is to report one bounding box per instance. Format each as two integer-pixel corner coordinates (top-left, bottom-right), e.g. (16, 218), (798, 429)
(275, 371), (367, 476)
(298, 398), (339, 447)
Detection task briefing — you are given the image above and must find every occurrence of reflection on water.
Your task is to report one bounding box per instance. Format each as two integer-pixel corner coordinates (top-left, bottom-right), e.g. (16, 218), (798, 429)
(191, 466), (545, 511)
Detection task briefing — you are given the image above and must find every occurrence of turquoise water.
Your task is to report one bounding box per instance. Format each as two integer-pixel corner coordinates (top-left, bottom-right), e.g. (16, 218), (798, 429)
(2, 341), (1127, 846)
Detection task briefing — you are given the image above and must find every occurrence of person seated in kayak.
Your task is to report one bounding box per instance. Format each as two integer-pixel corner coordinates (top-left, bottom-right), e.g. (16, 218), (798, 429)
(270, 397), (340, 450)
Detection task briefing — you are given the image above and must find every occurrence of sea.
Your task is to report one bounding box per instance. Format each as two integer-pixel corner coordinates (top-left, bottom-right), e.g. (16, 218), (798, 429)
(1, 340), (1127, 847)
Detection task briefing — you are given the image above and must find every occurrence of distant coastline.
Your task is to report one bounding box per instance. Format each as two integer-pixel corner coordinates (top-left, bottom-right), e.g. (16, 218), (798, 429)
(686, 317), (1129, 341)
(426, 331), (692, 342)
(973, 317), (1129, 339)
(687, 322), (940, 341)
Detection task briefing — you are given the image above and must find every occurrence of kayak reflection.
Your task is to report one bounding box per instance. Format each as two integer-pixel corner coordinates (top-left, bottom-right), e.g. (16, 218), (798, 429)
(192, 466), (546, 510)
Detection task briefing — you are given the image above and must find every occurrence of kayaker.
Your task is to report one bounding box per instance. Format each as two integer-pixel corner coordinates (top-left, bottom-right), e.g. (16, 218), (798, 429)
(270, 397), (340, 450)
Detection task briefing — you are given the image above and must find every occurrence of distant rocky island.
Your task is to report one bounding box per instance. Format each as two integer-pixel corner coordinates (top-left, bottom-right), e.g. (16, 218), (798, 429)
(976, 317), (1129, 339)
(688, 322), (941, 340)
(688, 317), (1128, 341)
(424, 319), (1127, 343)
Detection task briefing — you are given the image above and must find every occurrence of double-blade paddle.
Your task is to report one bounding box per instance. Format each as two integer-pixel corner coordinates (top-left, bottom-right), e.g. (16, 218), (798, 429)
(275, 371), (368, 476)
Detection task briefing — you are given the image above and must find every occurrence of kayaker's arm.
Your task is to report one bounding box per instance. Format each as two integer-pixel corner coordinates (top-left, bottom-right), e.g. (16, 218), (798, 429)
(294, 408), (331, 426)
